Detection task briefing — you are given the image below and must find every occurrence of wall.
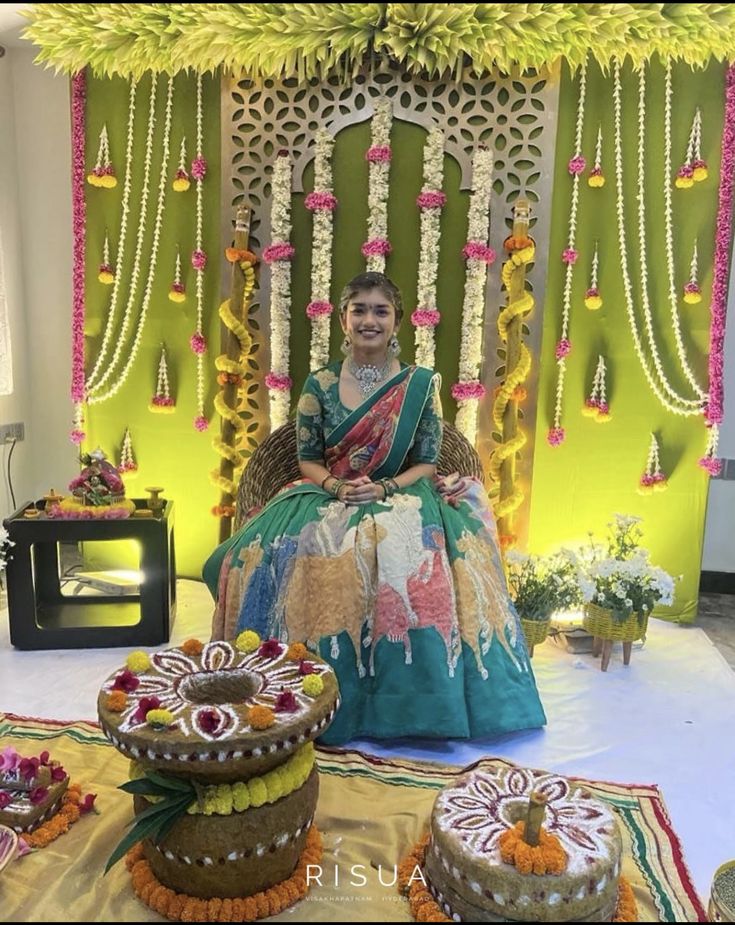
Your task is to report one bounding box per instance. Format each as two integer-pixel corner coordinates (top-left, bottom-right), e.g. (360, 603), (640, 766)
(5, 47), (76, 516)
(0, 50), (32, 520)
(3, 45), (735, 586)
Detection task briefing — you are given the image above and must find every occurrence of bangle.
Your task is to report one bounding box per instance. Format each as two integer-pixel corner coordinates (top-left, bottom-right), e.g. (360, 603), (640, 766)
(378, 481), (388, 501)
(320, 474), (333, 491)
(331, 479), (345, 498)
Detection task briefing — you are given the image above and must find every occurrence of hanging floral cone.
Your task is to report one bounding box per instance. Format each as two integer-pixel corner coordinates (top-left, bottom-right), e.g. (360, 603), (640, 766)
(584, 241), (603, 310)
(149, 344), (175, 413)
(638, 433), (667, 494)
(583, 355), (612, 422)
(87, 124), (117, 188)
(588, 124), (605, 187)
(98, 232), (115, 284)
(698, 424), (722, 476)
(119, 427), (138, 476)
(168, 249), (186, 302)
(683, 241), (702, 304)
(675, 110), (703, 189)
(173, 137), (191, 191)
(692, 109), (708, 181)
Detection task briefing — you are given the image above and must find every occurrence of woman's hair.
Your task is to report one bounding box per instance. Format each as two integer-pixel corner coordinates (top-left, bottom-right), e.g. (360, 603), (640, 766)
(338, 272), (403, 324)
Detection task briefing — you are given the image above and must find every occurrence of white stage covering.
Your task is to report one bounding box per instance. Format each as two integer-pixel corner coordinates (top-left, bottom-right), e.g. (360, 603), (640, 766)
(1, 579), (733, 909)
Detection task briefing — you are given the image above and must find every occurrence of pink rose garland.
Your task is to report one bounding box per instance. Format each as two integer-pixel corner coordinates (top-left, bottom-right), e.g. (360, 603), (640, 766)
(70, 70), (87, 442)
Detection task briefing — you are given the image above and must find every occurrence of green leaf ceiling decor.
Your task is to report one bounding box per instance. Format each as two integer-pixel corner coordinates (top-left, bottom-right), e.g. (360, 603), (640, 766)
(23, 3), (735, 79)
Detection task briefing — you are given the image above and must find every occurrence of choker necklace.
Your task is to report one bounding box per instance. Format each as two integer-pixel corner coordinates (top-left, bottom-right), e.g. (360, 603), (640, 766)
(348, 356), (392, 397)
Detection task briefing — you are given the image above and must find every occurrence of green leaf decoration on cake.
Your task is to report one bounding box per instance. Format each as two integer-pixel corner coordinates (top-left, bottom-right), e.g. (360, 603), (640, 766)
(105, 771), (196, 874)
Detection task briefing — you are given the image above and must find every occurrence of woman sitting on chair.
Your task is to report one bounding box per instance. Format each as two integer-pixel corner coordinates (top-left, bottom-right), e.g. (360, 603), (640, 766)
(204, 271), (545, 744)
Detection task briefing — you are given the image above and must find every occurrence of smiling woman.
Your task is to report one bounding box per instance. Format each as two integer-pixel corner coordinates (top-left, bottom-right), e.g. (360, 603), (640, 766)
(205, 271), (545, 746)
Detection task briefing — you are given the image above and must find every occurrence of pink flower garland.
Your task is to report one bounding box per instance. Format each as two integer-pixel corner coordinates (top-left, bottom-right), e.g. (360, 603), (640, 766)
(265, 372), (293, 391)
(547, 427), (566, 447)
(705, 63), (735, 430)
(361, 238), (391, 258)
(463, 241), (496, 263)
(366, 145), (391, 163)
(306, 300), (333, 319)
(411, 308), (441, 328)
(70, 70), (87, 434)
(190, 332), (207, 355)
(191, 249), (207, 271)
(416, 190), (447, 209)
(304, 191), (337, 211)
(451, 380), (486, 401)
(191, 156), (207, 181)
(263, 242), (296, 263)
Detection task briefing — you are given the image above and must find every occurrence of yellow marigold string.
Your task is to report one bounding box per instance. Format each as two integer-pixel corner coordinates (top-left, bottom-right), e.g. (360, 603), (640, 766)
(126, 650), (151, 672)
(248, 705), (275, 730)
(235, 630), (261, 653)
(302, 675), (324, 697)
(180, 638), (204, 656)
(126, 826), (323, 922)
(286, 642), (309, 661)
(498, 821), (567, 875)
(105, 690), (128, 712)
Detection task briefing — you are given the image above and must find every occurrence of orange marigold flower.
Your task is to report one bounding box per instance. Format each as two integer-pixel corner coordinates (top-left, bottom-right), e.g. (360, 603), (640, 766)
(242, 896), (259, 921)
(286, 642), (309, 661)
(248, 705), (275, 730)
(106, 690), (128, 712)
(181, 638), (204, 656)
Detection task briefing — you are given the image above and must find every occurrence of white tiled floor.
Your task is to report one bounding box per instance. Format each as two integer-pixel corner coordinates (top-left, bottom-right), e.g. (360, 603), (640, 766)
(1, 579), (733, 906)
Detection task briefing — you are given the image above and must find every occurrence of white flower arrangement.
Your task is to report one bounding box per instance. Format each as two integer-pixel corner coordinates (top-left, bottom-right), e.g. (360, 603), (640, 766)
(89, 76), (175, 404)
(362, 97), (393, 273)
(413, 125), (446, 369)
(265, 151), (295, 428)
(505, 549), (581, 622)
(578, 514), (675, 621)
(306, 129), (336, 371)
(454, 146), (494, 443)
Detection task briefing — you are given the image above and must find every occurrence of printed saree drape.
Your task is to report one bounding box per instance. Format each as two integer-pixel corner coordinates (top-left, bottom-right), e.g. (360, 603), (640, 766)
(204, 364), (545, 744)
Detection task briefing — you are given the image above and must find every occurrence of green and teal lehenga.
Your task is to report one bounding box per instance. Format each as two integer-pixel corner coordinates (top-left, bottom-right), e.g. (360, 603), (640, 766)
(204, 362), (545, 744)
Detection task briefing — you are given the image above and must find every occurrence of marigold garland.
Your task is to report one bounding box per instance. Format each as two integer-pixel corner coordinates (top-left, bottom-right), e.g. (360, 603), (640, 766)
(125, 825), (323, 922)
(21, 783), (89, 850)
(488, 238), (535, 525)
(398, 835), (637, 923)
(498, 821), (568, 875)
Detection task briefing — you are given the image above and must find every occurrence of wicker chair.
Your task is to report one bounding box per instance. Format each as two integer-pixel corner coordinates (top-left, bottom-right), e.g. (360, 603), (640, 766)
(234, 420), (483, 529)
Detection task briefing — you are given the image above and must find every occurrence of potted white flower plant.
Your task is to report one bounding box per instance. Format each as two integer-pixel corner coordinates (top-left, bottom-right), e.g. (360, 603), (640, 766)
(506, 549), (581, 656)
(579, 514), (675, 671)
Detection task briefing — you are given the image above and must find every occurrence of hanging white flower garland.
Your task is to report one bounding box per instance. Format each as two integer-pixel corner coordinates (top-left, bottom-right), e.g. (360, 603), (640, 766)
(584, 241), (602, 310)
(612, 61), (702, 418)
(173, 136), (190, 191)
(190, 74), (210, 431)
(662, 62), (708, 400)
(305, 129), (337, 371)
(119, 426), (137, 475)
(452, 146), (495, 444)
(86, 79), (138, 392)
(638, 433), (667, 494)
(548, 59), (587, 447)
(362, 98), (393, 272)
(264, 151), (295, 428)
(582, 354), (611, 422)
(412, 125), (446, 369)
(588, 125), (605, 187)
(89, 76), (175, 405)
(150, 343), (175, 412)
(98, 232), (115, 285)
(684, 241), (702, 303)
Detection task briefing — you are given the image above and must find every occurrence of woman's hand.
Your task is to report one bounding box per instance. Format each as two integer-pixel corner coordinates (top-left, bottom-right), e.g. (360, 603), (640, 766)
(434, 472), (469, 506)
(340, 475), (385, 505)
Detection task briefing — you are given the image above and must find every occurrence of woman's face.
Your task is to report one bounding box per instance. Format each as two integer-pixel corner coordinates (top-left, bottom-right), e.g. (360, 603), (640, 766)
(341, 287), (398, 355)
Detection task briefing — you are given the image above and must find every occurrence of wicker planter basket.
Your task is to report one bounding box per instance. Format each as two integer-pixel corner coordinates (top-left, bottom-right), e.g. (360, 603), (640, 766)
(583, 604), (648, 643)
(520, 617), (550, 657)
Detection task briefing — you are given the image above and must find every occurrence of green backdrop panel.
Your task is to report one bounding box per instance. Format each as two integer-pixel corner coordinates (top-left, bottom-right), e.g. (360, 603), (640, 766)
(528, 59), (725, 623)
(83, 71), (221, 579)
